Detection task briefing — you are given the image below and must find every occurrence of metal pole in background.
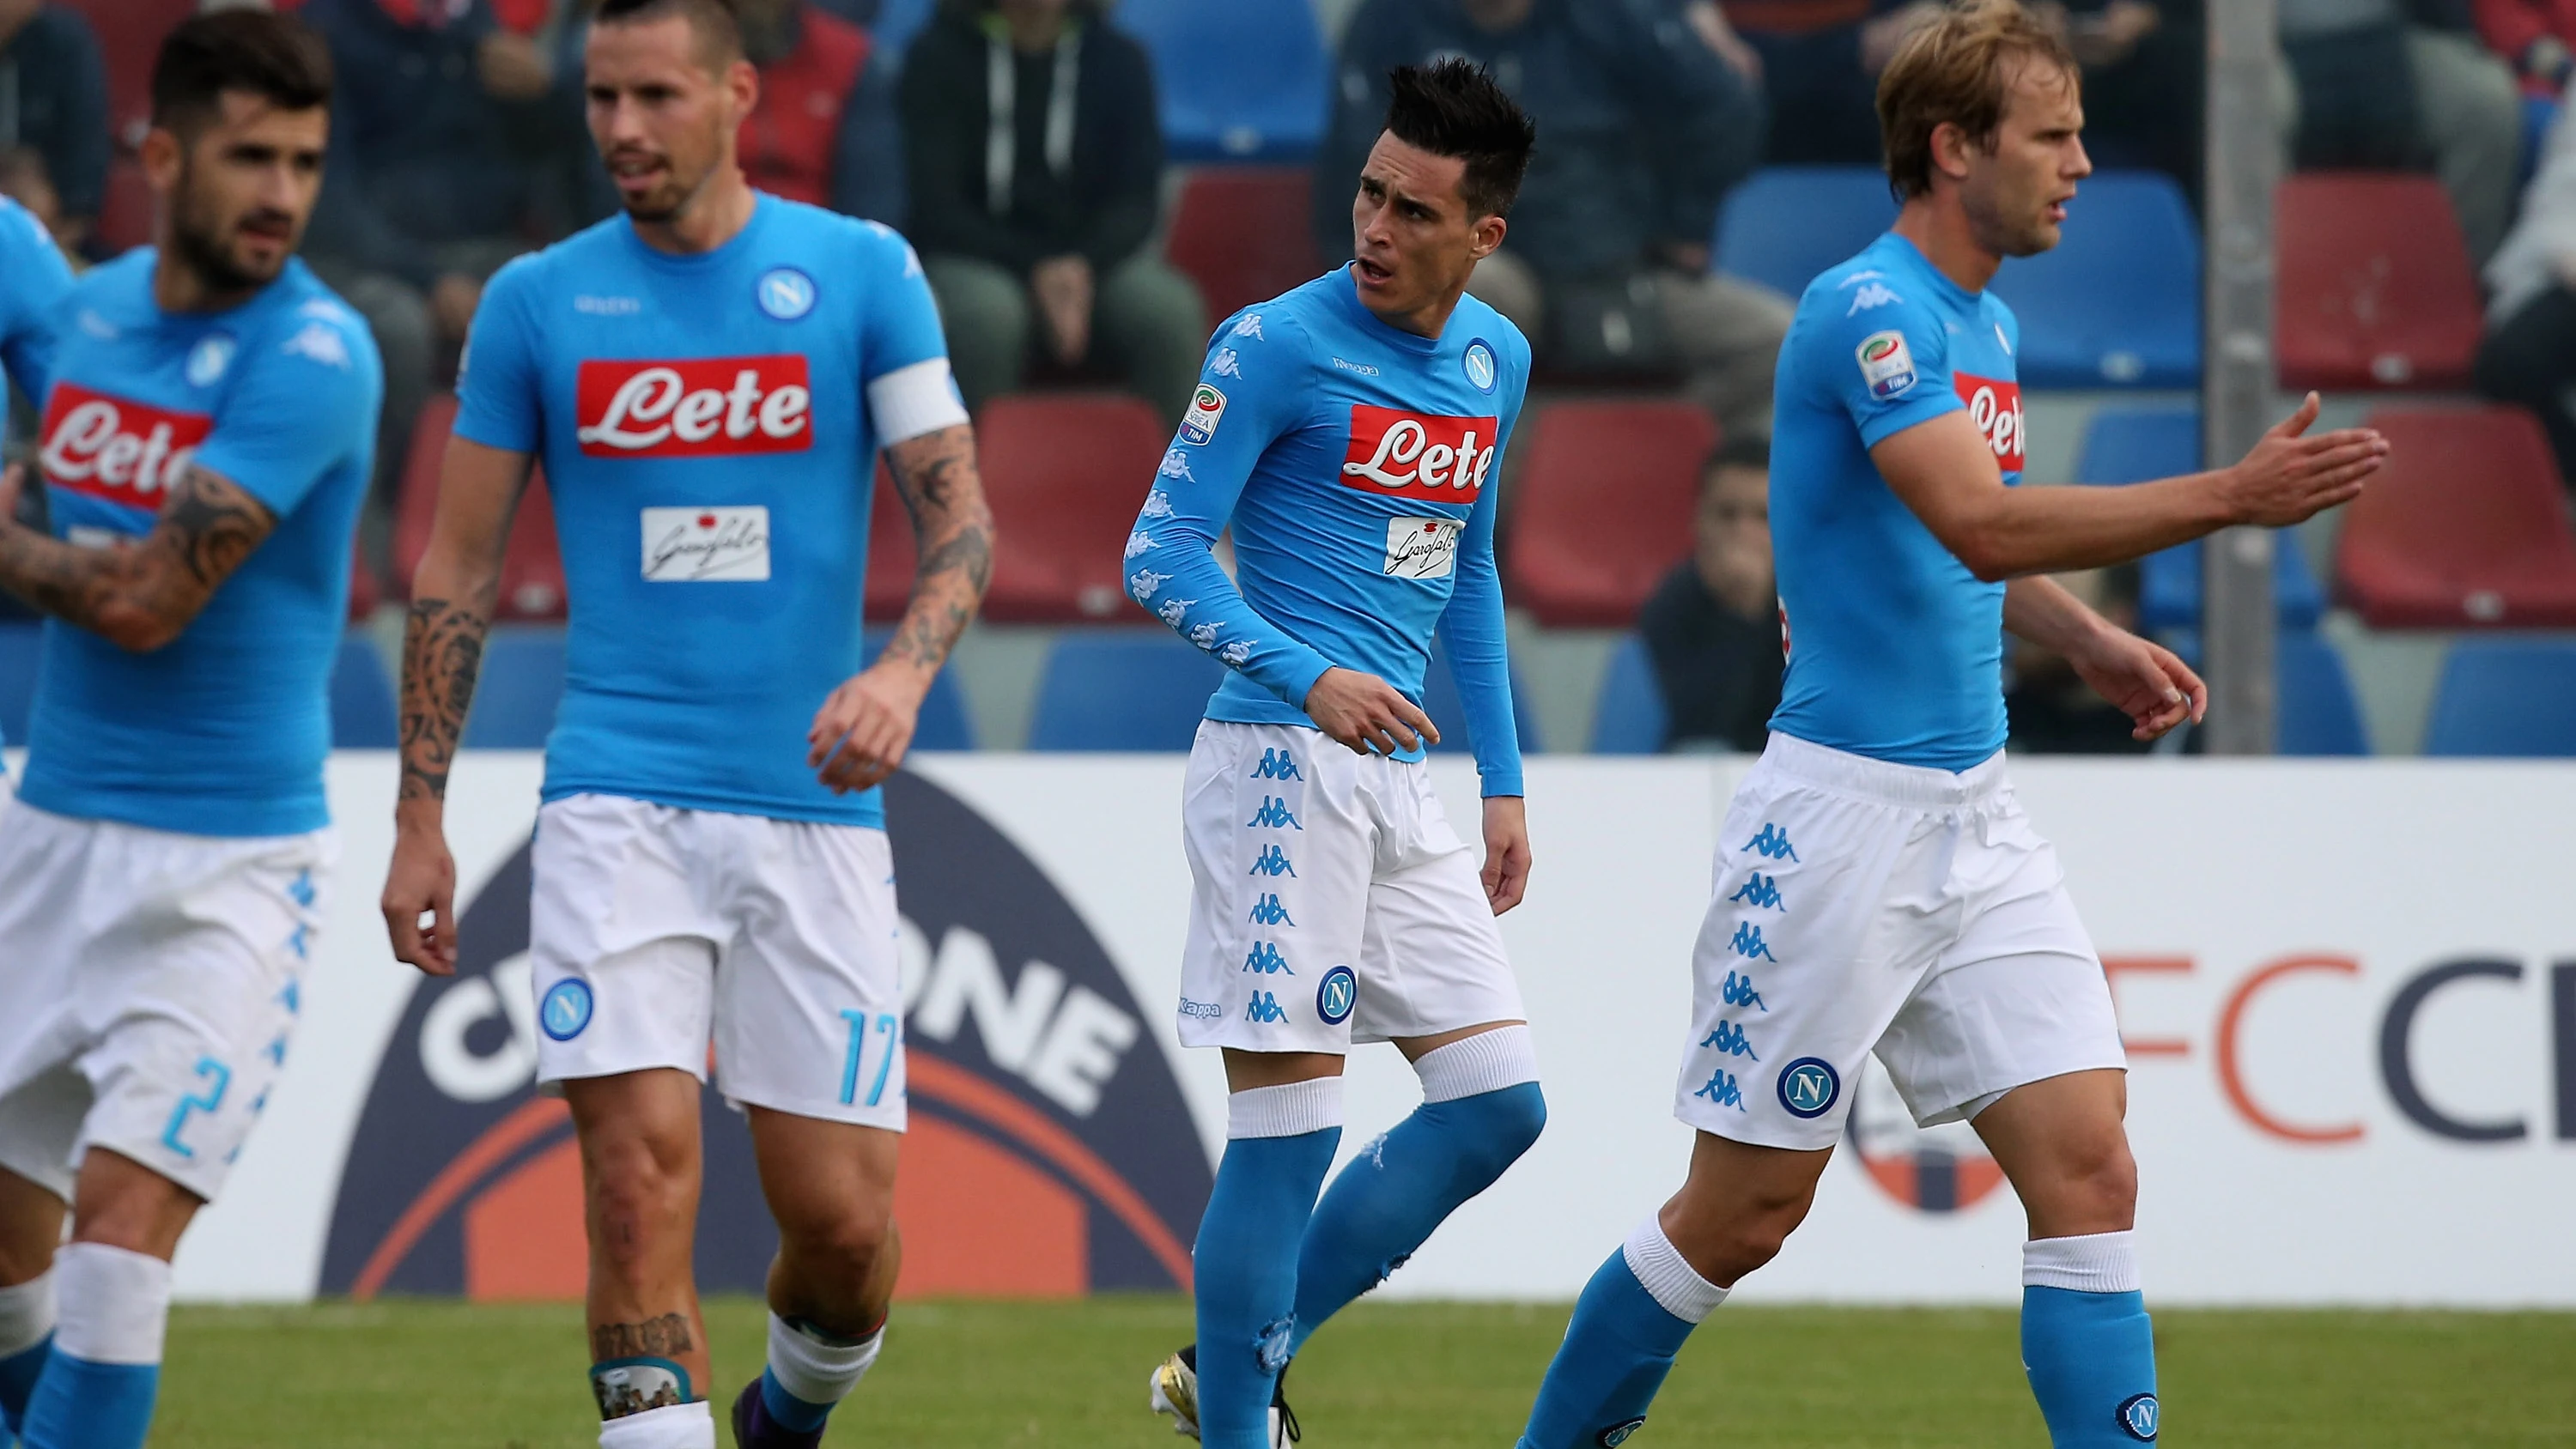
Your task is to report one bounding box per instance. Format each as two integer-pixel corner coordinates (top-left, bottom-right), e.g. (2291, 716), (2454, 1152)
(2202, 0), (2281, 755)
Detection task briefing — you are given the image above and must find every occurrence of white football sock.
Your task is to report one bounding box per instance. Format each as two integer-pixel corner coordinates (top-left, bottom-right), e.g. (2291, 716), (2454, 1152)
(1621, 1218), (1730, 1325)
(1227, 1078), (1345, 1139)
(766, 1312), (884, 1407)
(598, 1399), (714, 1449)
(2022, 1230), (2142, 1293)
(53, 1244), (168, 1366)
(0, 1270), (56, 1357)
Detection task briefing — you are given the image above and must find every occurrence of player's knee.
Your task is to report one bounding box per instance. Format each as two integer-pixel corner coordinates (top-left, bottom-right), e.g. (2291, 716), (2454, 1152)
(2063, 1131), (2139, 1223)
(585, 1142), (694, 1276)
(1662, 1179), (1813, 1285)
(1478, 1080), (1547, 1163)
(779, 1196), (894, 1284)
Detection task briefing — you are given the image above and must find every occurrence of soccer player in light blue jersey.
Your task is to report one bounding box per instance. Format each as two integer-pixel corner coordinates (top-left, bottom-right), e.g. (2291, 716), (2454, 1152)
(0, 15), (380, 1449)
(1516, 5), (2391, 1446)
(1127, 61), (1547, 1449)
(380, 2), (993, 1447)
(0, 191), (75, 769)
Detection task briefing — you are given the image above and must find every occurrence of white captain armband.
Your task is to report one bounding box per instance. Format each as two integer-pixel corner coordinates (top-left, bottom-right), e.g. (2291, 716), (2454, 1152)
(866, 358), (971, 448)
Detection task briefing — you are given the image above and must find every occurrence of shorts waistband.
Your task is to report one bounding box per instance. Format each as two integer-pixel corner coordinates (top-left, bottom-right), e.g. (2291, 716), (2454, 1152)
(1756, 732), (2008, 810)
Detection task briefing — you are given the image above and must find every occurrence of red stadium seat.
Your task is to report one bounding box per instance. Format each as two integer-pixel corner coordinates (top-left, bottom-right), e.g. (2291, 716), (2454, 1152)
(390, 392), (568, 621)
(348, 543), (381, 622)
(977, 393), (1170, 622)
(865, 460), (914, 621)
(58, 0), (192, 152)
(95, 157), (153, 257)
(1165, 168), (1323, 325)
(1504, 401), (1720, 627)
(2275, 173), (2482, 391)
(2334, 405), (2576, 627)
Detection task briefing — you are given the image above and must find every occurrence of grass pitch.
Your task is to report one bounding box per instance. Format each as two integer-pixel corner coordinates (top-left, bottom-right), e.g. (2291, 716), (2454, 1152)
(159, 1296), (2576, 1446)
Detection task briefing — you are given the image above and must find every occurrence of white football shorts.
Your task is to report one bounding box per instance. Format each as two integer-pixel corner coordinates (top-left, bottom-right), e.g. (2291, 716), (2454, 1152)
(529, 793), (907, 1131)
(1175, 722), (1524, 1053)
(0, 794), (331, 1203)
(1674, 732), (2126, 1151)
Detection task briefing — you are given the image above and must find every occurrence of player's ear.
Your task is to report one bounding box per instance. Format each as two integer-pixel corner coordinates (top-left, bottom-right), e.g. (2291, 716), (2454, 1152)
(1468, 213), (1506, 262)
(727, 57), (760, 121)
(1929, 120), (1975, 186)
(139, 124), (185, 199)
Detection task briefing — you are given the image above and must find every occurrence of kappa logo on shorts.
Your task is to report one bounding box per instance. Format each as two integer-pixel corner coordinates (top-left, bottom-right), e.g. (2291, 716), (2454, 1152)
(1178, 997), (1225, 1021)
(1248, 894), (1296, 927)
(1722, 970), (1767, 1012)
(2117, 1394), (2160, 1441)
(1250, 748), (1303, 781)
(1700, 1021), (1759, 1060)
(1728, 873), (1784, 910)
(1243, 942), (1294, 975)
(1249, 845), (1297, 878)
(1777, 1058), (1842, 1119)
(1245, 797), (1303, 830)
(1315, 966), (1358, 1026)
(1246, 991), (1290, 1025)
(539, 979), (594, 1041)
(1743, 823), (1799, 861)
(1729, 923), (1777, 961)
(1692, 1067), (1747, 1111)
(1598, 1418), (1647, 1447)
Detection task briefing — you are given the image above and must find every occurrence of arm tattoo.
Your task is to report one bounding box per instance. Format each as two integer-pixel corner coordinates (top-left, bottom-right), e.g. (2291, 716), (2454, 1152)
(883, 423), (994, 673)
(0, 464), (276, 650)
(397, 596), (490, 807)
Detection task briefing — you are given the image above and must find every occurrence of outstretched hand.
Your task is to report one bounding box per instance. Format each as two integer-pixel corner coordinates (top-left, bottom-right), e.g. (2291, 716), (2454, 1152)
(2222, 392), (2388, 527)
(2069, 626), (2206, 742)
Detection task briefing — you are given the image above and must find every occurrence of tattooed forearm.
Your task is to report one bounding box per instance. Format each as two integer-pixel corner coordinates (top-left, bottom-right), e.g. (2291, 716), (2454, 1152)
(0, 464), (275, 652)
(397, 596), (490, 808)
(882, 424), (995, 673)
(589, 1313), (695, 1361)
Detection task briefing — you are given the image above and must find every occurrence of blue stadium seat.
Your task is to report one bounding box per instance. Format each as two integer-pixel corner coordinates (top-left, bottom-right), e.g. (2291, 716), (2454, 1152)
(1117, 0), (1328, 162)
(2075, 405), (2325, 632)
(1989, 171), (2199, 387)
(1420, 643), (1545, 756)
(2424, 639), (2576, 756)
(1028, 631), (1224, 751)
(0, 624), (40, 748)
(861, 627), (977, 751)
(1590, 634), (1668, 755)
(1713, 167), (1893, 299)
(2276, 632), (2368, 757)
(331, 634), (399, 749)
(867, 0), (934, 57)
(461, 628), (568, 749)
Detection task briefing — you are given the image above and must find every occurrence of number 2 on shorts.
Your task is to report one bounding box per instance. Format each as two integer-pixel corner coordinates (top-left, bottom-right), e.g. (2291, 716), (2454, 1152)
(838, 1010), (900, 1107)
(161, 1056), (233, 1160)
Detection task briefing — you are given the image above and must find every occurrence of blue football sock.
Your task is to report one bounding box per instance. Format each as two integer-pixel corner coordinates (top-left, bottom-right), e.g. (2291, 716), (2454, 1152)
(758, 1367), (831, 1433)
(0, 1334), (48, 1434)
(1518, 1224), (1725, 1449)
(19, 1354), (155, 1449)
(2021, 1231), (2158, 1446)
(1194, 1085), (1341, 1449)
(1291, 1081), (1545, 1350)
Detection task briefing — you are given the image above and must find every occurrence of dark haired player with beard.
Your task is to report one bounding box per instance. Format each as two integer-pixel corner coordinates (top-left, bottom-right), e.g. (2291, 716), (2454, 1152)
(1127, 59), (1542, 1449)
(380, 1), (992, 1447)
(0, 13), (378, 1449)
(1513, 4), (2386, 1446)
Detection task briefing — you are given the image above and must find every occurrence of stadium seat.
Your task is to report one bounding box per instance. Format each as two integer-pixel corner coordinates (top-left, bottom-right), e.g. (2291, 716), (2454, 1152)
(1713, 167), (1893, 299)
(2275, 173), (2482, 391)
(0, 624), (41, 747)
(2334, 406), (2576, 627)
(58, 0), (191, 151)
(1989, 171), (2199, 387)
(1115, 0), (1328, 162)
(459, 628), (567, 749)
(2276, 632), (2369, 757)
(1166, 168), (1323, 324)
(860, 627), (975, 751)
(391, 394), (568, 620)
(2424, 639), (2576, 756)
(978, 394), (1170, 622)
(868, 0), (935, 57)
(330, 634), (399, 749)
(1026, 631), (1223, 751)
(2074, 405), (2325, 630)
(97, 157), (154, 258)
(1590, 634), (1669, 755)
(1505, 401), (1719, 627)
(1419, 642), (1546, 756)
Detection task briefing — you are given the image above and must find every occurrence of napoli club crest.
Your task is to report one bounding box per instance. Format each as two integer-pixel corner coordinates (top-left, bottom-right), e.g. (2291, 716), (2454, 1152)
(1462, 339), (1497, 394)
(756, 267), (817, 321)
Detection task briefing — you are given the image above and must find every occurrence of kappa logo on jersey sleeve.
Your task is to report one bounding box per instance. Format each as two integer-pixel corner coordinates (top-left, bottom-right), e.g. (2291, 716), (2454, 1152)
(1957, 373), (2025, 472)
(574, 355), (812, 457)
(36, 382), (214, 510)
(1340, 405), (1499, 500)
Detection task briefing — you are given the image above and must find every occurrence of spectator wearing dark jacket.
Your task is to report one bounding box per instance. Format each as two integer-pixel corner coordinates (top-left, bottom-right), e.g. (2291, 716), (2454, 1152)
(901, 0), (1206, 423)
(1323, 0), (1789, 440)
(1698, 0), (1935, 166)
(0, 0), (107, 252)
(1637, 436), (1783, 752)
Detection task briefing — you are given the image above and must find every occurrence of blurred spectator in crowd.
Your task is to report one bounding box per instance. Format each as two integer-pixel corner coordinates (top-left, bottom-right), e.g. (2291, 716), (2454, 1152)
(900, 0), (1204, 423)
(2476, 71), (2576, 488)
(300, 0), (565, 521)
(1638, 437), (1783, 753)
(0, 147), (69, 254)
(0, 0), (107, 253)
(2474, 0), (2576, 94)
(732, 0), (904, 221)
(1691, 0), (1938, 166)
(1324, 0), (1788, 440)
(2005, 563), (2155, 754)
(2281, 0), (2520, 262)
(2044, 0), (2204, 203)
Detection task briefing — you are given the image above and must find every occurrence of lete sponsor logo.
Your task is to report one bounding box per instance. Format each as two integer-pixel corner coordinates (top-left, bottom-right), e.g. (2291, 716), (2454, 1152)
(319, 771), (1212, 1301)
(574, 355), (813, 458)
(1957, 373), (2025, 473)
(37, 382), (214, 509)
(1340, 405), (1498, 500)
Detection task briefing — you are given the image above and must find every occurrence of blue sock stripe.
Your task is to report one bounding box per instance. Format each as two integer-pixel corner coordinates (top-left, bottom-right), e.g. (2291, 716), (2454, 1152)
(759, 1367), (835, 1434)
(2022, 1286), (2159, 1446)
(21, 1352), (157, 1449)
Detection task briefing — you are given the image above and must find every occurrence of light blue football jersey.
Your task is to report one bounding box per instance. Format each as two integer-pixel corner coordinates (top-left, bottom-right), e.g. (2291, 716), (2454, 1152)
(0, 195), (74, 767)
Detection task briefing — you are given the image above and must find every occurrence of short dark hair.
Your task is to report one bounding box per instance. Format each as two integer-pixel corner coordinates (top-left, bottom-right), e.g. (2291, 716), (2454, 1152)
(592, 0), (746, 68)
(151, 10), (332, 136)
(1382, 59), (1537, 221)
(1704, 434), (1771, 479)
